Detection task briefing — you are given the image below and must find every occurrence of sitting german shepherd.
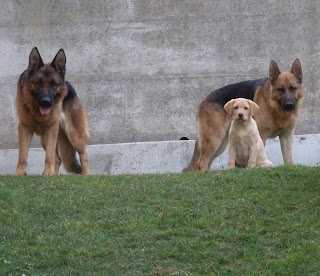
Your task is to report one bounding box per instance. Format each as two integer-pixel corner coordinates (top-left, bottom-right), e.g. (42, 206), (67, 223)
(184, 59), (304, 171)
(16, 47), (89, 176)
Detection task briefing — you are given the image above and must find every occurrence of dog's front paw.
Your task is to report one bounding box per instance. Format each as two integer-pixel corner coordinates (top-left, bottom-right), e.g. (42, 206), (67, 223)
(15, 167), (27, 176)
(15, 171), (27, 176)
(43, 168), (55, 176)
(227, 163), (235, 169)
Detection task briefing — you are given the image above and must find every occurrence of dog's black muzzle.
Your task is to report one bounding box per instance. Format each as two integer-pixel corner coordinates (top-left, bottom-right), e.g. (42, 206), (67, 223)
(35, 89), (54, 108)
(39, 96), (53, 108)
(281, 99), (296, 112)
(281, 93), (297, 117)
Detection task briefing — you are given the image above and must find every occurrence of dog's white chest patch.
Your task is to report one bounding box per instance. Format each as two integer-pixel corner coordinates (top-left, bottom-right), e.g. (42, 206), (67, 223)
(60, 112), (66, 130)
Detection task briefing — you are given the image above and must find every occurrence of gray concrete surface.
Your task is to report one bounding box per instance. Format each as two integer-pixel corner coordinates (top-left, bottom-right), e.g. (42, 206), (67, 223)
(1, 134), (319, 175)
(0, 1), (320, 150)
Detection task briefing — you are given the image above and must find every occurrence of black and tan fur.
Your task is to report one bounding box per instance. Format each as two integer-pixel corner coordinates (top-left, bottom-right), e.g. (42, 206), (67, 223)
(16, 47), (89, 176)
(184, 59), (304, 171)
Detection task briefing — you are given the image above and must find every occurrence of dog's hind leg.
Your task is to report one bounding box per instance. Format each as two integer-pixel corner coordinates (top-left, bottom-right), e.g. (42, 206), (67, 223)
(40, 134), (61, 174)
(183, 101), (231, 172)
(197, 133), (228, 171)
(183, 131), (222, 172)
(183, 140), (200, 172)
(59, 97), (90, 175)
(60, 106), (90, 175)
(58, 129), (82, 174)
(208, 134), (229, 169)
(69, 109), (89, 176)
(58, 130), (82, 174)
(69, 133), (89, 176)
(196, 109), (230, 171)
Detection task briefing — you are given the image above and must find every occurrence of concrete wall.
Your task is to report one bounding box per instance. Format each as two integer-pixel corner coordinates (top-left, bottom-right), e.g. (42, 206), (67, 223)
(1, 0), (320, 150)
(1, 134), (320, 175)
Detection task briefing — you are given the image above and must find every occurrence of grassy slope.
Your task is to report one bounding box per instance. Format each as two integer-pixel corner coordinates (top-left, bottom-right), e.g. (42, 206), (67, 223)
(0, 166), (320, 275)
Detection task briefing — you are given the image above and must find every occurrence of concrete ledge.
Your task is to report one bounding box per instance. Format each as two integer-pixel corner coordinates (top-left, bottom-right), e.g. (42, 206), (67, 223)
(1, 134), (320, 175)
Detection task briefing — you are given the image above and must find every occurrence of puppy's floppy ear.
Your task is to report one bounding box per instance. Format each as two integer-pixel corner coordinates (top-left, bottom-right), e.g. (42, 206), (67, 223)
(291, 58), (303, 84)
(269, 60), (281, 85)
(248, 100), (259, 117)
(224, 99), (235, 116)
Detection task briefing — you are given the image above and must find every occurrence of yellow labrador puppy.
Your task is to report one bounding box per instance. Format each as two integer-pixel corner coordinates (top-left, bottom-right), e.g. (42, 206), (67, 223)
(224, 98), (273, 168)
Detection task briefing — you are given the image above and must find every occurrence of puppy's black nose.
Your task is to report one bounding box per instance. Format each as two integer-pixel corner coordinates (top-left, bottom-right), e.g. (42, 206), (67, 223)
(238, 113), (243, 118)
(40, 97), (52, 107)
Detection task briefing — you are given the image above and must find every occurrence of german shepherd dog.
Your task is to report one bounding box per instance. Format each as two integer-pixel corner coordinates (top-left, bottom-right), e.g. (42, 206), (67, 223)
(16, 47), (89, 176)
(184, 59), (304, 171)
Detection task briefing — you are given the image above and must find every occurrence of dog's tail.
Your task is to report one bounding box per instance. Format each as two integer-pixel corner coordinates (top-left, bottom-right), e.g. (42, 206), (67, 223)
(183, 139), (200, 172)
(58, 129), (82, 174)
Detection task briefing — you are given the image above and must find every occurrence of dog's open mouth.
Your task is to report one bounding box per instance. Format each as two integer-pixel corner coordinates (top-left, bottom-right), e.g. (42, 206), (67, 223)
(282, 101), (295, 118)
(39, 106), (52, 116)
(283, 105), (295, 118)
(284, 110), (294, 118)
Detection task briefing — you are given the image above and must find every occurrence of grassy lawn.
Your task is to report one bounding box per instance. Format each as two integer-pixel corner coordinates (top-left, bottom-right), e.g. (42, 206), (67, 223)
(0, 166), (320, 275)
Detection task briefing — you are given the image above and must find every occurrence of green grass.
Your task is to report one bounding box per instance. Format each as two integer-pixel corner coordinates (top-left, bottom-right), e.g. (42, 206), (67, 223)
(1, 166), (320, 275)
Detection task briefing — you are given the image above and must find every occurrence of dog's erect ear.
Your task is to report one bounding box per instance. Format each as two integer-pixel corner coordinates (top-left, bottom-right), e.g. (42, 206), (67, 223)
(28, 47), (44, 72)
(291, 58), (303, 84)
(248, 100), (259, 117)
(224, 99), (235, 116)
(51, 49), (66, 79)
(269, 60), (281, 85)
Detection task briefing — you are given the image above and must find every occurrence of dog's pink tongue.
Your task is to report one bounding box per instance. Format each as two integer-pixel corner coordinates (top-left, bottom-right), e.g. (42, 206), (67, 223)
(40, 106), (52, 116)
(285, 110), (293, 118)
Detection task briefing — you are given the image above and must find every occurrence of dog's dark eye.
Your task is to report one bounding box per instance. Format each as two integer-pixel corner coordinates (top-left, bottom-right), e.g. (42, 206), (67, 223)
(35, 79), (43, 86)
(234, 106), (238, 110)
(244, 107), (249, 110)
(277, 87), (285, 93)
(51, 80), (59, 88)
(290, 86), (296, 92)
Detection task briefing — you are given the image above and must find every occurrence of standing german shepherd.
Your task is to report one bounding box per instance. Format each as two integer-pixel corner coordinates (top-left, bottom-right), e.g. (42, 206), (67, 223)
(16, 47), (89, 176)
(184, 59), (304, 171)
